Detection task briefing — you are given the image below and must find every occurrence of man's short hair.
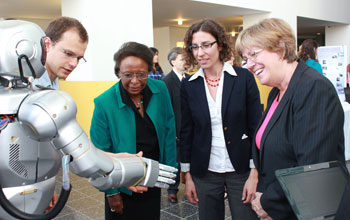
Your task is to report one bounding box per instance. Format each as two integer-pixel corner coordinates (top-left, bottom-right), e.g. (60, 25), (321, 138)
(167, 47), (184, 66)
(45, 16), (88, 43)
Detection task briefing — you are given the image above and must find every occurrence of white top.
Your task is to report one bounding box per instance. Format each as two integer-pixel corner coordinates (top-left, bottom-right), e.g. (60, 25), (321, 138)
(205, 65), (235, 172)
(32, 71), (59, 90)
(181, 62), (254, 173)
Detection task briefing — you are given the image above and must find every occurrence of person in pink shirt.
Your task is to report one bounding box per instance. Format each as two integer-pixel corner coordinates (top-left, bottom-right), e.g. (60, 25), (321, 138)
(235, 18), (345, 220)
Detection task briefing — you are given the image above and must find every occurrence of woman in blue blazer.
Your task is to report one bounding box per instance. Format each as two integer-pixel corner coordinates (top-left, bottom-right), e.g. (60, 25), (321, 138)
(236, 18), (345, 220)
(180, 19), (261, 220)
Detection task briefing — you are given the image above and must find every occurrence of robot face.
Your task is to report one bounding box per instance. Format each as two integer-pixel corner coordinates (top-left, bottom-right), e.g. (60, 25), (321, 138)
(0, 20), (46, 79)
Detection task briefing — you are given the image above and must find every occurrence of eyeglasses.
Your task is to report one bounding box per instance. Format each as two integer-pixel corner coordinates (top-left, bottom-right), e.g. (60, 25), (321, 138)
(189, 41), (217, 51)
(242, 49), (263, 63)
(120, 72), (148, 80)
(54, 42), (87, 64)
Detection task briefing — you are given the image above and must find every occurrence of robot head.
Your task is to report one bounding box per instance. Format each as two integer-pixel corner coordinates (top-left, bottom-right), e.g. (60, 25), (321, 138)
(0, 20), (46, 81)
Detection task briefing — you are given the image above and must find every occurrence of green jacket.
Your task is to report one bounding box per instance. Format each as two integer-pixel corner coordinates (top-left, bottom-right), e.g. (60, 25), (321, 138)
(90, 78), (177, 195)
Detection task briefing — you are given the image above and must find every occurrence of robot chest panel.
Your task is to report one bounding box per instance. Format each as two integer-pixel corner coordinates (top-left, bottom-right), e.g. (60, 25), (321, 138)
(0, 121), (60, 188)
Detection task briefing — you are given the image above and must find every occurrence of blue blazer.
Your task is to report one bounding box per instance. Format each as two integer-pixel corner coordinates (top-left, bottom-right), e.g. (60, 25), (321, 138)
(180, 65), (262, 177)
(253, 60), (345, 220)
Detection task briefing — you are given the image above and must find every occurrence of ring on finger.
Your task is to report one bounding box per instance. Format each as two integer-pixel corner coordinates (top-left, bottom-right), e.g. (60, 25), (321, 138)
(111, 209), (115, 212)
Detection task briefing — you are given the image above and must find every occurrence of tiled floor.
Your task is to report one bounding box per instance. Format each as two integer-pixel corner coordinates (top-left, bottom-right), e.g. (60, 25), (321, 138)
(53, 171), (232, 220)
(50, 161), (350, 219)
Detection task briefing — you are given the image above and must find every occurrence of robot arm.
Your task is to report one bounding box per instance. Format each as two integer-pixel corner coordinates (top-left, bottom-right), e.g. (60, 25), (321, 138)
(0, 20), (176, 220)
(18, 89), (177, 190)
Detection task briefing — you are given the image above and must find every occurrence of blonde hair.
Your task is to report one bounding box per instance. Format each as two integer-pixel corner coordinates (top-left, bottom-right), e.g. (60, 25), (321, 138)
(235, 18), (297, 63)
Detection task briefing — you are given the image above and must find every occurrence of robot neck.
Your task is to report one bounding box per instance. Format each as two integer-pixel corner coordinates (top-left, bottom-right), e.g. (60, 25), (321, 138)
(0, 75), (30, 89)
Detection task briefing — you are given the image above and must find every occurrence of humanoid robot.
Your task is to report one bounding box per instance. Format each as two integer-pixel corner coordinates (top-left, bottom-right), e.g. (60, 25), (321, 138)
(0, 20), (177, 220)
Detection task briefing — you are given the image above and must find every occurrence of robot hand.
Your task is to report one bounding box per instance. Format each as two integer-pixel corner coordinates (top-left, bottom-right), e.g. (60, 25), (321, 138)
(87, 153), (177, 191)
(139, 157), (178, 189)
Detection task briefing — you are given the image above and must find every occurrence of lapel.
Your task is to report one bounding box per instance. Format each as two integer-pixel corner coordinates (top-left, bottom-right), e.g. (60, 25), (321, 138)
(259, 61), (307, 161)
(221, 71), (236, 119)
(169, 70), (181, 89)
(189, 76), (211, 121)
(114, 82), (127, 109)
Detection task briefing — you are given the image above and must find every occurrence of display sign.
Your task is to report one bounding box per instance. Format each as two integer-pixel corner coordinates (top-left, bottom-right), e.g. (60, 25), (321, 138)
(318, 46), (348, 95)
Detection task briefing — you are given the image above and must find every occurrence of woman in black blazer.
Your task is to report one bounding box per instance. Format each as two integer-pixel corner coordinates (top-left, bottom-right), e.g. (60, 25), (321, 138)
(235, 18), (345, 220)
(180, 19), (261, 220)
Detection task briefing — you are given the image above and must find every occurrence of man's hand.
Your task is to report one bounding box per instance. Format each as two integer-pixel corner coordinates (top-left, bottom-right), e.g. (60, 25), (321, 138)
(44, 191), (58, 213)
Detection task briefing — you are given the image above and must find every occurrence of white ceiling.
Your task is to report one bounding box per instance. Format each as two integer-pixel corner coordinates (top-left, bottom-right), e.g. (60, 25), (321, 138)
(0, 0), (342, 37)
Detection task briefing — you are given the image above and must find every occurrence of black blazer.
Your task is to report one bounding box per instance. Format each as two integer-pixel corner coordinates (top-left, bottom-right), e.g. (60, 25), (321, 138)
(253, 60), (345, 220)
(163, 70), (182, 138)
(180, 65), (262, 177)
(163, 70), (182, 161)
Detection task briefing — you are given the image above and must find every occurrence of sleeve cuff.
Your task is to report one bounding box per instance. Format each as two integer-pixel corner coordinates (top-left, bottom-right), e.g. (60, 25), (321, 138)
(180, 163), (190, 172)
(101, 188), (120, 195)
(249, 159), (255, 168)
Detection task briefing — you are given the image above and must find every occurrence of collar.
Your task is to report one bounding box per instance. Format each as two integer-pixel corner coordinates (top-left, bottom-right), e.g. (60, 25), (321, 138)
(189, 62), (237, 81)
(33, 70), (59, 90)
(172, 69), (184, 81)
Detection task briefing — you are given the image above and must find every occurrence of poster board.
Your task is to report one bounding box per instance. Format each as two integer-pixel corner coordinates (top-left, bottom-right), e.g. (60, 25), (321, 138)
(318, 46), (348, 98)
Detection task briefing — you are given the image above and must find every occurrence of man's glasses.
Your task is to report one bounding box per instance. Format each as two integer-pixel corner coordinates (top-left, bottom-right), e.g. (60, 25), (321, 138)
(120, 72), (148, 80)
(54, 42), (86, 64)
(242, 49), (263, 63)
(189, 41), (217, 51)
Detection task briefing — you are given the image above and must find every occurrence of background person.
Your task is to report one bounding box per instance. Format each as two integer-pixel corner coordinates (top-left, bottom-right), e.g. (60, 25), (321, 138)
(298, 39), (323, 74)
(180, 19), (261, 220)
(33, 16), (88, 89)
(148, 47), (164, 80)
(90, 42), (177, 220)
(235, 18), (345, 220)
(162, 47), (187, 203)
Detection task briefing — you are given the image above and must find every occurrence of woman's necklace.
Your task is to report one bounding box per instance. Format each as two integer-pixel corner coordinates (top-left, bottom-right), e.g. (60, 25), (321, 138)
(136, 98), (143, 110)
(136, 99), (143, 110)
(131, 96), (143, 110)
(204, 74), (220, 87)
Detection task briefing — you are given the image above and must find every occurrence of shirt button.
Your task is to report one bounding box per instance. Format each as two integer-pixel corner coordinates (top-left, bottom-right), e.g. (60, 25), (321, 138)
(224, 127), (228, 131)
(227, 141), (231, 145)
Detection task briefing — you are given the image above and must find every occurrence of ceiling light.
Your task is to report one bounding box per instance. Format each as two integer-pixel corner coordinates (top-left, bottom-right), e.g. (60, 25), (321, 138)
(178, 19), (183, 25)
(231, 32), (236, 37)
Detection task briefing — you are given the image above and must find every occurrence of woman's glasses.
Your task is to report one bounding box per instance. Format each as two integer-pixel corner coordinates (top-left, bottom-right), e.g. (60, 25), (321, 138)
(120, 72), (148, 80)
(242, 49), (263, 63)
(189, 41), (217, 51)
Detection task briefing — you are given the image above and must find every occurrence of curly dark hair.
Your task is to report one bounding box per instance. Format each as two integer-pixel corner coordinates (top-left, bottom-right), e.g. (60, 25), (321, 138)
(184, 19), (232, 66)
(113, 42), (154, 77)
(298, 39), (319, 62)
